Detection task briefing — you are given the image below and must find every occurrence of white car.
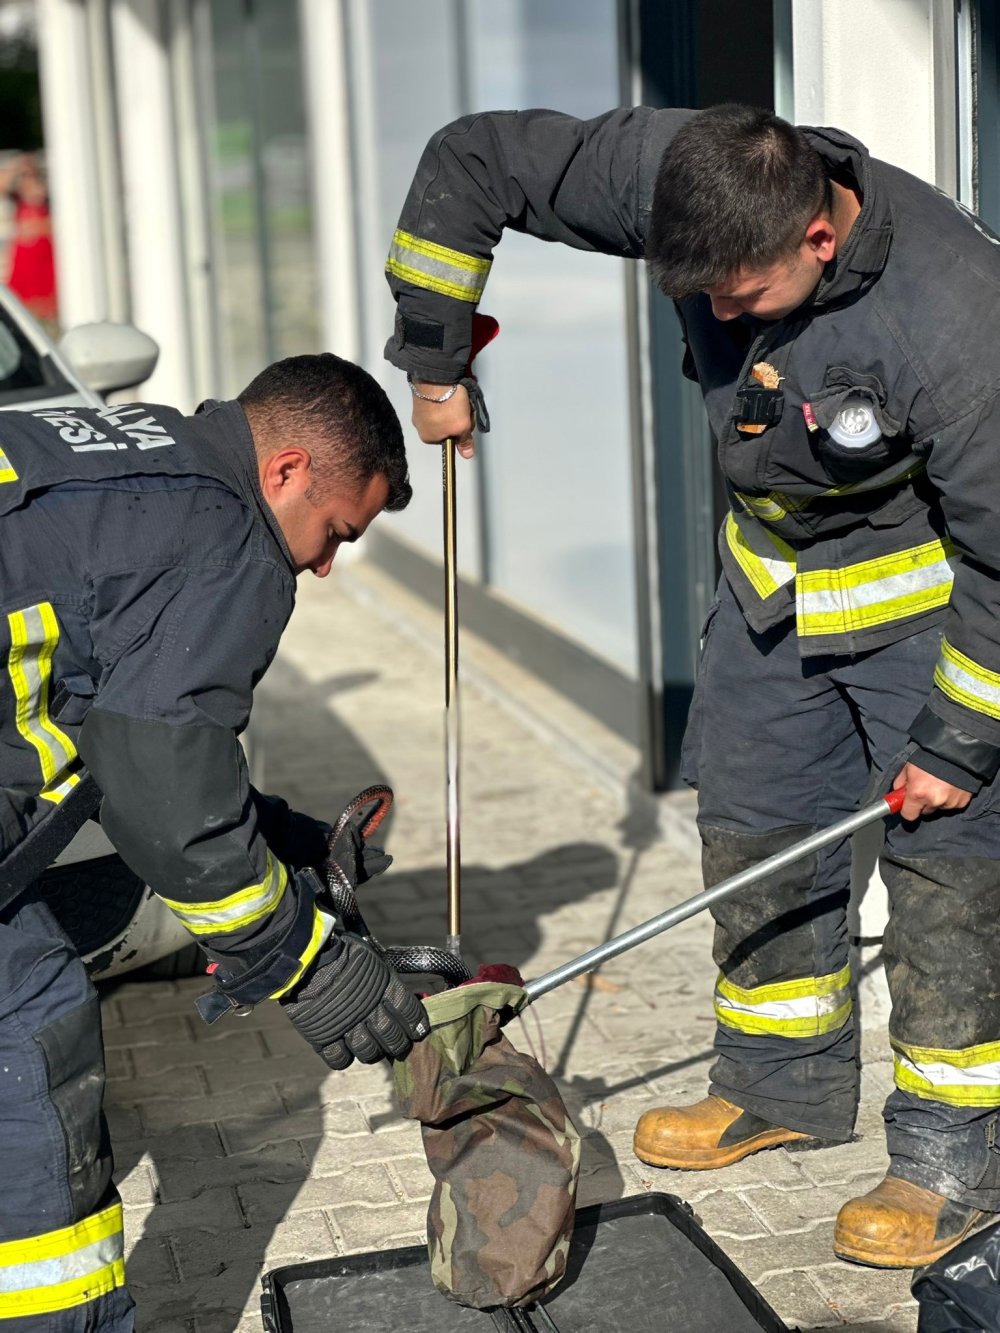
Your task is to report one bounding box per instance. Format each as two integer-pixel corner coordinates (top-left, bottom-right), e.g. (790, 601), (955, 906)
(0, 288), (204, 979)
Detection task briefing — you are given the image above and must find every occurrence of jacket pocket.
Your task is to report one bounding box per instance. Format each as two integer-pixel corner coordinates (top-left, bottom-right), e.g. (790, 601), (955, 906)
(50, 671), (96, 725)
(807, 367), (906, 484)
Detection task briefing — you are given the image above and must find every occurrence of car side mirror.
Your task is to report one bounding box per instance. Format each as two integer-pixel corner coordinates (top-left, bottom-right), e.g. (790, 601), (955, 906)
(57, 322), (160, 395)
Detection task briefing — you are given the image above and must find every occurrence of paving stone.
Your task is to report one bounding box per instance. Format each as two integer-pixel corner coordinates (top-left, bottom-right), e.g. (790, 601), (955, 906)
(105, 1045), (135, 1081)
(219, 1102), (369, 1155)
(331, 1200), (432, 1253)
(112, 1121), (225, 1162)
(239, 1165), (398, 1221)
(797, 1140), (892, 1188)
(122, 1234), (178, 1286)
(754, 1269), (840, 1329)
(171, 1212), (335, 1280)
(383, 1155), (434, 1202)
(107, 1066), (207, 1105)
(114, 1162), (158, 1204)
(140, 1084), (285, 1132)
(131, 1031), (264, 1076)
(202, 1053), (322, 1096)
(691, 1189), (771, 1240)
(105, 1104), (143, 1138)
(810, 1263), (917, 1327)
(153, 1140), (309, 1203)
(138, 1186), (244, 1237)
(133, 1264), (262, 1331)
(102, 1012), (195, 1048)
(744, 1182), (864, 1236)
(302, 1122), (426, 1176)
(724, 1230), (849, 1285)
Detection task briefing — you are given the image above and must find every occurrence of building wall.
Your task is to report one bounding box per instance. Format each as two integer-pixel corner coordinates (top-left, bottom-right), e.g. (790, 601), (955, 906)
(791, 0), (956, 188)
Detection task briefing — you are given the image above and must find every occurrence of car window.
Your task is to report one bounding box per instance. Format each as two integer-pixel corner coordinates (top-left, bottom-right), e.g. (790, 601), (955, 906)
(0, 303), (77, 406)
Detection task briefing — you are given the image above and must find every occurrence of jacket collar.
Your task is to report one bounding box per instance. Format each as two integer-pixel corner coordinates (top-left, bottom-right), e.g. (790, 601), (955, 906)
(801, 126), (892, 308)
(192, 398), (295, 572)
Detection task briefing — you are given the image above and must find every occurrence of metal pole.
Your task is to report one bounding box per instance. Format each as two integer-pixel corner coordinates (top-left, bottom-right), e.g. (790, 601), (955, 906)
(523, 793), (903, 1003)
(443, 437), (461, 954)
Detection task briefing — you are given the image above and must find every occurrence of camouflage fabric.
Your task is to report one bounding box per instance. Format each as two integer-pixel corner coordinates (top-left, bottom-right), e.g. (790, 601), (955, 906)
(392, 975), (580, 1310)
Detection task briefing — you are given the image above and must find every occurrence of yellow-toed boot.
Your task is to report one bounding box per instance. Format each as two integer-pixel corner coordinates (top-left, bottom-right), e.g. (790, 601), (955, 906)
(633, 1094), (814, 1170)
(834, 1175), (988, 1268)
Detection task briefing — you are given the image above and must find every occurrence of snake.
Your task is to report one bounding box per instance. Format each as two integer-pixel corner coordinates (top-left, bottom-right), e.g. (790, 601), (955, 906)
(324, 784), (472, 986)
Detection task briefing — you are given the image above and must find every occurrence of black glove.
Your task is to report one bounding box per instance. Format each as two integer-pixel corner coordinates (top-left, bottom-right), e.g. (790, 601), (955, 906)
(279, 930), (429, 1070)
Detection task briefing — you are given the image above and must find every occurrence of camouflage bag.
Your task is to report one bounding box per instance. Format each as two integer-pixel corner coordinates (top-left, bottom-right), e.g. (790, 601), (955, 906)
(392, 967), (580, 1310)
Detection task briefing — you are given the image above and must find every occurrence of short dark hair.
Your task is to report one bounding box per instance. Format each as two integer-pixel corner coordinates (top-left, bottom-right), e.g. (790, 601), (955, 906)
(238, 353), (411, 511)
(647, 104), (832, 299)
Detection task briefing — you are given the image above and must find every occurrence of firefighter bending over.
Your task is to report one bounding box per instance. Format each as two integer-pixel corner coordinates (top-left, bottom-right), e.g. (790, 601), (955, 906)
(0, 354), (428, 1330)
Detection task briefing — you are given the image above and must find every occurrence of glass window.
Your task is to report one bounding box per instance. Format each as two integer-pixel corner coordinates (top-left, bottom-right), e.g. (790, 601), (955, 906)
(0, 297), (74, 406)
(467, 0), (636, 674)
(350, 0), (638, 675)
(198, 0), (318, 396)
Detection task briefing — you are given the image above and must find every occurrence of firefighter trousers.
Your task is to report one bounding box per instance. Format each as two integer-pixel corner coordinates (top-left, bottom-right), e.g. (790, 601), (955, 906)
(0, 891), (133, 1332)
(682, 576), (1000, 1209)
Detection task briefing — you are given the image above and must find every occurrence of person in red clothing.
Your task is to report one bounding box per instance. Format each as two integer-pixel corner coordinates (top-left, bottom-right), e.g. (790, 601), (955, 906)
(2, 152), (57, 326)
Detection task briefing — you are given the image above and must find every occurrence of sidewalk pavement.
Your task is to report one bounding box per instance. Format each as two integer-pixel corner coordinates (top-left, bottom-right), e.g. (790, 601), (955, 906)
(102, 558), (919, 1333)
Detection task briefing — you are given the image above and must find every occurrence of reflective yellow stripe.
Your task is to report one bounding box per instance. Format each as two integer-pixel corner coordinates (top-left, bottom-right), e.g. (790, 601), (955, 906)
(724, 511), (797, 599)
(934, 639), (1000, 722)
(734, 463), (926, 528)
(893, 1037), (1000, 1108)
(269, 906), (335, 999)
(7, 603), (82, 805)
(796, 538), (955, 636)
(159, 852), (288, 936)
(386, 229), (491, 302)
(715, 966), (852, 1038)
(0, 445), (16, 483)
(735, 491), (788, 522)
(0, 1203), (125, 1316)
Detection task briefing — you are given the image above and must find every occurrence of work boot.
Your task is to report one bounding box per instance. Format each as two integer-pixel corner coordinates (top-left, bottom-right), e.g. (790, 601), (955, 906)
(633, 1094), (813, 1170)
(834, 1175), (988, 1268)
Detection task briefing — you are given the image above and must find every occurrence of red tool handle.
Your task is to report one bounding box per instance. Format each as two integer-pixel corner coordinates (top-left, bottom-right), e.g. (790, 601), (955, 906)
(882, 787), (906, 815)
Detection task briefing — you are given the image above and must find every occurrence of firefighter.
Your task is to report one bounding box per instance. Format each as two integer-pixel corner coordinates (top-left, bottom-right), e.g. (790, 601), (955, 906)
(382, 104), (1000, 1268)
(0, 353), (428, 1330)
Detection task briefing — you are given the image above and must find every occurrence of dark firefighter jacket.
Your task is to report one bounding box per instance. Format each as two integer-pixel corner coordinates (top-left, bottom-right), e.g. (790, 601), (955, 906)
(0, 398), (331, 1005)
(384, 107), (1000, 792)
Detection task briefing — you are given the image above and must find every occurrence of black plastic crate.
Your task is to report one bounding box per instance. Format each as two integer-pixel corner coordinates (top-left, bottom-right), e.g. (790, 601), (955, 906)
(260, 1192), (788, 1333)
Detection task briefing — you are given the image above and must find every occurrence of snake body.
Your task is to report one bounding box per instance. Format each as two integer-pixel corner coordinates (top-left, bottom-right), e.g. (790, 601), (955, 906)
(325, 785), (472, 986)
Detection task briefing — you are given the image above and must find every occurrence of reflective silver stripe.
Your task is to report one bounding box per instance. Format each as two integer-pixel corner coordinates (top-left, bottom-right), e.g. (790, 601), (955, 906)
(796, 540), (955, 636)
(934, 639), (1000, 721)
(159, 851), (288, 936)
(735, 491), (787, 522)
(893, 1038), (1000, 1107)
(386, 229), (491, 303)
(715, 966), (852, 1038)
(0, 1232), (123, 1295)
(0, 445), (16, 482)
(0, 1203), (124, 1315)
(7, 603), (81, 804)
(724, 511), (796, 599)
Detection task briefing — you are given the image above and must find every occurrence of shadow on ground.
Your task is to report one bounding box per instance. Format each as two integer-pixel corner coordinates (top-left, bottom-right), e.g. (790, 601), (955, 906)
(101, 653), (658, 1333)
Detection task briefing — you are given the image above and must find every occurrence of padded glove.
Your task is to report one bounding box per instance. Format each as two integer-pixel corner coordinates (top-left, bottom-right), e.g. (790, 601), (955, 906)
(279, 930), (429, 1070)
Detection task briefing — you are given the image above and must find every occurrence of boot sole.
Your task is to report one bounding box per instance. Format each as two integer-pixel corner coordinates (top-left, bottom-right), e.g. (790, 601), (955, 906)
(833, 1213), (987, 1270)
(633, 1127), (813, 1170)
